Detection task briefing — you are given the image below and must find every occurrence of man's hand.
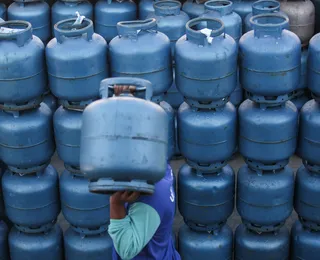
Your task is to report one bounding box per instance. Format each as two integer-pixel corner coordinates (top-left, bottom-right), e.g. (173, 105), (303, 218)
(110, 191), (141, 220)
(114, 85), (136, 96)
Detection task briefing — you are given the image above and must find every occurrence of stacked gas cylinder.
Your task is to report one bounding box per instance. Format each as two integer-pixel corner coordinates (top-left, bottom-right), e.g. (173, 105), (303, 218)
(0, 20), (62, 259)
(291, 31), (320, 259)
(46, 16), (113, 259)
(175, 14), (238, 258)
(235, 13), (300, 259)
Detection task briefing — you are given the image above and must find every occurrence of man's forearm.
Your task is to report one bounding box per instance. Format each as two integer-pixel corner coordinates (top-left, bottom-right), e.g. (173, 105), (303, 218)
(110, 202), (127, 219)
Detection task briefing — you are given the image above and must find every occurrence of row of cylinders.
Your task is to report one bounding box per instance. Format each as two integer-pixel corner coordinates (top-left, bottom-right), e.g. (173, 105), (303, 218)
(0, 0), (316, 47)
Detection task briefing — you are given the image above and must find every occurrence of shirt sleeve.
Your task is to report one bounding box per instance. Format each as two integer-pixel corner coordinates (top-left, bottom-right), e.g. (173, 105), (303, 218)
(108, 202), (161, 260)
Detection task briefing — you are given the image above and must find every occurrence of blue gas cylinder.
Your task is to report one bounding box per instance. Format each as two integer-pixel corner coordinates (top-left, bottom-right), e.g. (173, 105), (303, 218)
(299, 99), (320, 166)
(0, 161), (7, 219)
(0, 20), (46, 108)
(178, 224), (233, 260)
(199, 0), (242, 42)
(239, 100), (298, 170)
(60, 169), (110, 233)
(159, 101), (175, 160)
(139, 0), (155, 19)
(64, 227), (113, 260)
(163, 69), (184, 110)
(42, 91), (58, 113)
(240, 14), (301, 103)
(182, 0), (205, 18)
(235, 224), (290, 259)
(51, 0), (93, 29)
(147, 0), (189, 58)
(0, 3), (6, 20)
(8, 0), (50, 43)
(0, 104), (54, 173)
(47, 18), (108, 105)
(237, 164), (294, 231)
(9, 224), (63, 260)
(308, 32), (320, 98)
(291, 220), (320, 260)
(109, 18), (172, 102)
(95, 0), (137, 42)
(2, 165), (60, 233)
(178, 164), (235, 231)
(54, 105), (83, 169)
(0, 221), (9, 260)
(295, 164), (320, 228)
(80, 78), (168, 194)
(175, 18), (238, 108)
(178, 102), (237, 171)
(244, 0), (288, 33)
(232, 0), (255, 22)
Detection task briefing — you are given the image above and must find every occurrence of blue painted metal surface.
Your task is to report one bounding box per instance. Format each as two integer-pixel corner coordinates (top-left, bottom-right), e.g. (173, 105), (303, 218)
(42, 91), (58, 112)
(239, 100), (298, 170)
(0, 21), (46, 108)
(139, 0), (155, 19)
(8, 1), (50, 43)
(147, 0), (189, 58)
(199, 0), (242, 42)
(0, 161), (7, 219)
(159, 101), (175, 160)
(0, 103), (54, 173)
(54, 105), (83, 169)
(299, 99), (320, 166)
(64, 227), (113, 260)
(230, 69), (243, 107)
(2, 165), (60, 233)
(182, 0), (205, 18)
(0, 221), (9, 260)
(244, 0), (288, 33)
(175, 18), (238, 108)
(308, 33), (320, 98)
(237, 164), (294, 232)
(178, 164), (235, 231)
(0, 3), (6, 20)
(47, 18), (108, 104)
(300, 47), (308, 90)
(178, 101), (237, 171)
(240, 14), (301, 103)
(178, 224), (233, 260)
(60, 169), (110, 233)
(9, 224), (63, 260)
(80, 78), (168, 194)
(95, 0), (137, 42)
(291, 220), (320, 260)
(232, 0), (255, 22)
(51, 0), (93, 29)
(163, 68), (184, 110)
(235, 224), (290, 259)
(109, 18), (172, 101)
(295, 164), (320, 229)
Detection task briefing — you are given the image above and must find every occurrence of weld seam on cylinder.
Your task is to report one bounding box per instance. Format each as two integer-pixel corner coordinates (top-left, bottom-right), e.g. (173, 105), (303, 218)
(303, 137), (320, 145)
(62, 202), (110, 210)
(241, 65), (299, 74)
(299, 200), (320, 208)
(47, 69), (107, 80)
(181, 198), (234, 207)
(179, 138), (227, 146)
(111, 67), (167, 75)
(308, 67), (320, 75)
(179, 70), (236, 81)
(239, 135), (296, 144)
(55, 142), (80, 148)
(4, 201), (58, 210)
(0, 139), (49, 149)
(238, 197), (290, 207)
(0, 69), (45, 81)
(83, 135), (168, 144)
